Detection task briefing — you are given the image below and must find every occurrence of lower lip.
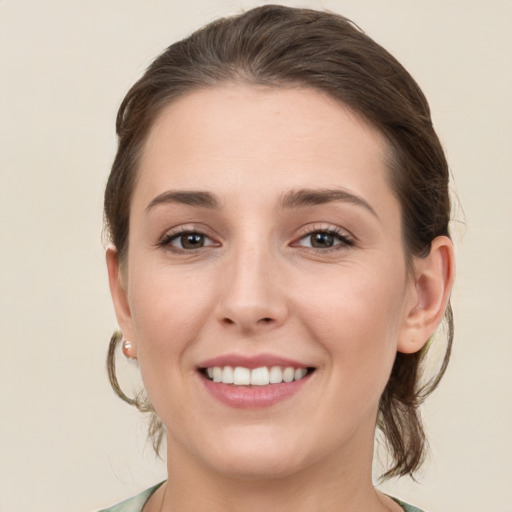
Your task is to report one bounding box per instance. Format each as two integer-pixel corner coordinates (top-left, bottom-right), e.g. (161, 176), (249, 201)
(200, 373), (311, 409)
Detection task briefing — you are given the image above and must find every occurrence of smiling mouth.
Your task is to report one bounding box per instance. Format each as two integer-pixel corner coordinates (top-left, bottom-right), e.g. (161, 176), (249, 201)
(201, 366), (315, 386)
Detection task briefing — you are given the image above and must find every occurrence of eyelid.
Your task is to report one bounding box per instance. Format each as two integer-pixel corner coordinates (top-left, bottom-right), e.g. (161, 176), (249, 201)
(291, 223), (355, 249)
(157, 224), (221, 250)
(155, 222), (355, 252)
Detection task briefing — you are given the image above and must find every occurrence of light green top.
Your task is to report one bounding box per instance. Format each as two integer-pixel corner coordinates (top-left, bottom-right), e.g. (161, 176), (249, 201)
(99, 482), (426, 512)
(98, 483), (163, 512)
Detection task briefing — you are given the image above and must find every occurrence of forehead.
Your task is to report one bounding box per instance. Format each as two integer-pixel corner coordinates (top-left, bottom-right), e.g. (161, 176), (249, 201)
(135, 85), (394, 211)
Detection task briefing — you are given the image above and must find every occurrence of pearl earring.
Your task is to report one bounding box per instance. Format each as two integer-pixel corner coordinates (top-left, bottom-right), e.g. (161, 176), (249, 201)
(122, 339), (136, 360)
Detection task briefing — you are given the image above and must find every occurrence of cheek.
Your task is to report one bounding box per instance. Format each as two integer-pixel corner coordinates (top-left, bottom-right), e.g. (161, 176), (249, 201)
(126, 269), (215, 422)
(127, 265), (215, 362)
(294, 263), (406, 384)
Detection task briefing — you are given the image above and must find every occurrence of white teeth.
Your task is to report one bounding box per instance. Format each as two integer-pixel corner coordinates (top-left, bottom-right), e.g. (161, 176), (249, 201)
(221, 366), (234, 384)
(233, 367), (251, 385)
(294, 368), (307, 380)
(269, 366), (283, 384)
(250, 367), (270, 386)
(212, 366), (222, 383)
(205, 365), (310, 385)
(282, 367), (295, 383)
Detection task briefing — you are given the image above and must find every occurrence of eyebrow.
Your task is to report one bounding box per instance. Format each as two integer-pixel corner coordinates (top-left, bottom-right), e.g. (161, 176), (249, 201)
(145, 187), (377, 218)
(145, 190), (220, 211)
(280, 188), (378, 218)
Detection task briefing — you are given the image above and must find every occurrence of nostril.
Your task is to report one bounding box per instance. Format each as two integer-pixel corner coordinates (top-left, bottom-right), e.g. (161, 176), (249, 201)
(219, 314), (279, 329)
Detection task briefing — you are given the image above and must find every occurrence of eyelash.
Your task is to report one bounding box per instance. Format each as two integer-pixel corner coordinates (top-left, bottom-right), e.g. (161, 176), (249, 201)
(292, 226), (355, 252)
(158, 228), (218, 252)
(157, 225), (354, 253)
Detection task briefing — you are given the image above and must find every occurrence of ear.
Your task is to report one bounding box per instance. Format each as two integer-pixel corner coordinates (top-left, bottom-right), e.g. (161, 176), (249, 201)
(106, 246), (137, 357)
(398, 236), (455, 354)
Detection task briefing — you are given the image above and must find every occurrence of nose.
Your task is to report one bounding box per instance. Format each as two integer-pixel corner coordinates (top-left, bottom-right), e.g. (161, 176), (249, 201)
(215, 244), (288, 334)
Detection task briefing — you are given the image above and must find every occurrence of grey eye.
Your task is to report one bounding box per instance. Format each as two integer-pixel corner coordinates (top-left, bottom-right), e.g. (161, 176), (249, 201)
(295, 229), (353, 250)
(177, 233), (206, 249)
(309, 232), (336, 248)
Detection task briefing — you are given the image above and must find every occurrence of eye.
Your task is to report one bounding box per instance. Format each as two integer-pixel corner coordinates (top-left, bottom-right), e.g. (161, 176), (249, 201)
(160, 230), (218, 251)
(294, 229), (354, 250)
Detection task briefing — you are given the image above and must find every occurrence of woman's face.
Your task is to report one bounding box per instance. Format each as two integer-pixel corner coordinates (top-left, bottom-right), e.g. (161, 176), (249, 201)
(111, 85), (419, 479)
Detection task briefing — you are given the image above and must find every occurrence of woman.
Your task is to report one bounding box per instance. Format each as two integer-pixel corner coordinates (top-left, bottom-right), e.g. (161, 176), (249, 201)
(101, 5), (455, 511)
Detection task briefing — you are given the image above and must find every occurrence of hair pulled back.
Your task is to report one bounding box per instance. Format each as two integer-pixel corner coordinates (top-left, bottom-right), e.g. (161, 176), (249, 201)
(104, 4), (453, 479)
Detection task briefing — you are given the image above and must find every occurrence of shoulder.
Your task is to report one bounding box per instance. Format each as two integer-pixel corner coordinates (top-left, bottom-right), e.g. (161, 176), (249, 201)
(391, 496), (428, 512)
(98, 482), (164, 512)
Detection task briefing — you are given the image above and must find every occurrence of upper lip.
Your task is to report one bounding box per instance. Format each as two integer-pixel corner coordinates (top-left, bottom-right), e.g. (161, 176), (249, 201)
(198, 353), (311, 370)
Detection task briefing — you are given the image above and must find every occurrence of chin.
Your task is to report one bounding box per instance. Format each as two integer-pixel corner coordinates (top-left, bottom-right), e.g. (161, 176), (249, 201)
(210, 452), (307, 481)
(195, 428), (313, 481)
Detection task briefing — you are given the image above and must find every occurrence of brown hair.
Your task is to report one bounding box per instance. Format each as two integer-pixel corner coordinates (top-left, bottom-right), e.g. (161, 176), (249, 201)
(104, 4), (453, 479)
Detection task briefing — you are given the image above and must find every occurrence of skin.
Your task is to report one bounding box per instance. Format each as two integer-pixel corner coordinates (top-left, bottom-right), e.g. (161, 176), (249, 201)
(107, 85), (454, 511)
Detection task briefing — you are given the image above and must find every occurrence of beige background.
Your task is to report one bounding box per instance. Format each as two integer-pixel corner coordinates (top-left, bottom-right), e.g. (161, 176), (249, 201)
(1, 1), (511, 511)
